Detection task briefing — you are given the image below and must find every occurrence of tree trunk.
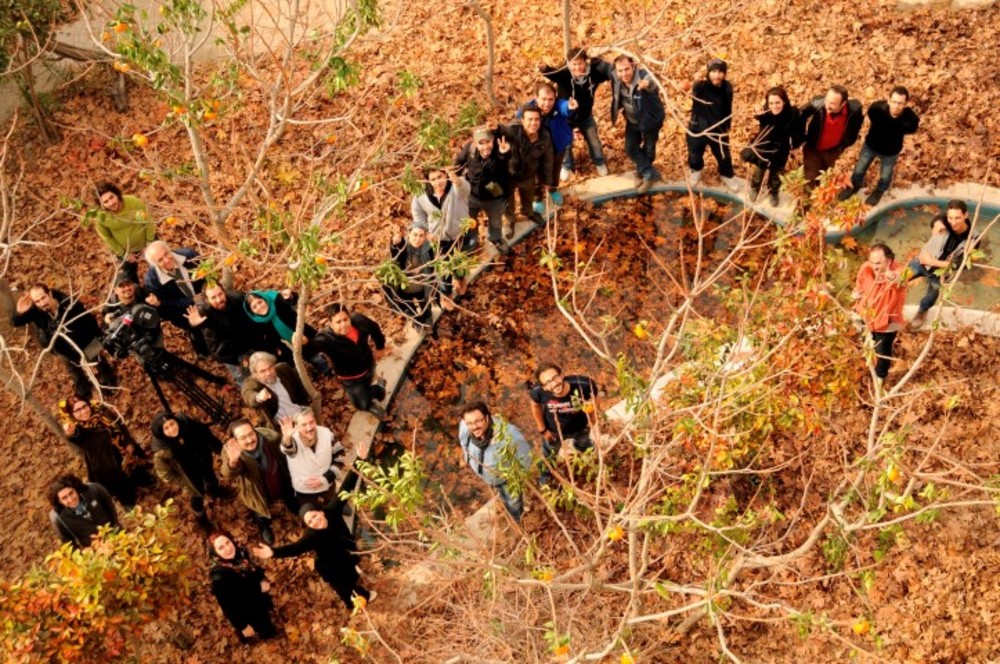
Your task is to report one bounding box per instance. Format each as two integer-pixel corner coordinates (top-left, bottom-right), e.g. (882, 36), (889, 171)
(467, 0), (500, 108)
(290, 284), (323, 424)
(17, 61), (61, 144)
(51, 40), (129, 112)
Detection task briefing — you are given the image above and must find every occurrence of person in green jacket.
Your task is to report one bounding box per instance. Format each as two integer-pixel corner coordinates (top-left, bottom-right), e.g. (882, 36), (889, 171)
(94, 182), (156, 281)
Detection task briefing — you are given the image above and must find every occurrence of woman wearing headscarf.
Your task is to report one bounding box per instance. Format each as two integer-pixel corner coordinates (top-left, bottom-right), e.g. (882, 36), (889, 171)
(48, 473), (120, 549)
(254, 501), (372, 610)
(150, 411), (226, 526)
(208, 530), (278, 642)
(739, 86), (802, 207)
(57, 396), (152, 507)
(381, 222), (439, 333)
(244, 289), (329, 374)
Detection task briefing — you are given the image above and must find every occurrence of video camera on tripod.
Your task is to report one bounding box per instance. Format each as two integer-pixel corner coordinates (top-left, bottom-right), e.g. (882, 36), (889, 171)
(103, 303), (230, 425)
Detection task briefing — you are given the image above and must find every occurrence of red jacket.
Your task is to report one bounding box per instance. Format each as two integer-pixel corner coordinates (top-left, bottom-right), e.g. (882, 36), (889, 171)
(853, 260), (906, 332)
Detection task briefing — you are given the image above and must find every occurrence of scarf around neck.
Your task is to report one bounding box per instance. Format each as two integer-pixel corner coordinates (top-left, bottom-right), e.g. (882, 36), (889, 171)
(245, 290), (295, 341)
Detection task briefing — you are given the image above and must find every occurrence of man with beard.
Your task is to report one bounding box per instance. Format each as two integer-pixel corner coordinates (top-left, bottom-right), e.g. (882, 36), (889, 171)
(458, 401), (532, 521)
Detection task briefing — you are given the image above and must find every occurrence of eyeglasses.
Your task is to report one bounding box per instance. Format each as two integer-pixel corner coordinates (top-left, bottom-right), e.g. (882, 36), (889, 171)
(72, 404), (90, 414)
(464, 415), (488, 427)
(542, 375), (563, 390)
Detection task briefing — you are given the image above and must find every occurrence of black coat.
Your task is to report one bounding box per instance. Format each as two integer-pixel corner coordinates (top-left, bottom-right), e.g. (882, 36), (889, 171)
(499, 123), (554, 185)
(540, 58), (613, 123)
(454, 139), (511, 201)
(799, 96), (864, 150)
(863, 101), (919, 156)
(747, 105), (803, 163)
(49, 483), (119, 548)
(196, 291), (259, 365)
(209, 549), (274, 634)
(151, 413), (221, 495)
(270, 501), (361, 601)
(11, 289), (102, 361)
(312, 313), (386, 379)
(689, 79), (734, 134)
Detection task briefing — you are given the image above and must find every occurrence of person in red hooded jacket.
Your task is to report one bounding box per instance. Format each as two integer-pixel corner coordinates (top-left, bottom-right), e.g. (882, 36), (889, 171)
(853, 243), (906, 385)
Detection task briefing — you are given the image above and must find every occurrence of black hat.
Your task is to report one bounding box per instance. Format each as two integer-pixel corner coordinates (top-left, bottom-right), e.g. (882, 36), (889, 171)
(707, 58), (728, 74)
(114, 271), (136, 286)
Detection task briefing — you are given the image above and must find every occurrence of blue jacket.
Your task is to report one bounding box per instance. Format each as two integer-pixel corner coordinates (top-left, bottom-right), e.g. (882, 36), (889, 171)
(458, 417), (532, 487)
(610, 68), (665, 133)
(516, 98), (575, 153)
(143, 247), (203, 324)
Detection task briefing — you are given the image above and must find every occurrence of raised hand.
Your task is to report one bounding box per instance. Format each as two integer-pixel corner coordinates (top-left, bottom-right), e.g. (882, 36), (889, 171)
(224, 438), (242, 465)
(279, 416), (295, 439)
(16, 293), (32, 313)
(391, 227), (404, 245)
(279, 288), (293, 300)
(567, 97), (579, 111)
(145, 293), (161, 307)
(252, 543), (273, 560)
(498, 136), (511, 154)
(63, 421), (77, 436)
(256, 388), (272, 403)
(184, 305), (206, 327)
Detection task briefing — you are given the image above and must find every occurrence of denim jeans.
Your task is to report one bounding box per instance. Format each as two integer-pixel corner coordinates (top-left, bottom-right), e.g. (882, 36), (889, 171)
(907, 258), (941, 312)
(563, 116), (606, 171)
(342, 372), (385, 411)
(851, 144), (899, 193)
(624, 123), (660, 180)
(496, 483), (523, 521)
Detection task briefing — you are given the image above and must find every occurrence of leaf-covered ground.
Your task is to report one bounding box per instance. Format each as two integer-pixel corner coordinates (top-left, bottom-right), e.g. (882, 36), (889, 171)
(1, 0), (999, 661)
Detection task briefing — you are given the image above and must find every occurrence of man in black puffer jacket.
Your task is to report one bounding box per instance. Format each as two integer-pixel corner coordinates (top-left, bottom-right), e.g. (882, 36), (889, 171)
(687, 58), (739, 192)
(312, 303), (388, 416)
(799, 84), (864, 190)
(454, 127), (513, 254)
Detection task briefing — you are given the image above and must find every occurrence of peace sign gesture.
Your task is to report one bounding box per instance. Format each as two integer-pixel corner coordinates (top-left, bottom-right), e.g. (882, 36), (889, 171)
(498, 135), (511, 154)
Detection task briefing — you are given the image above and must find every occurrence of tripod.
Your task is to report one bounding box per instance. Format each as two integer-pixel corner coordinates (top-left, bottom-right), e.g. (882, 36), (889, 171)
(140, 349), (230, 425)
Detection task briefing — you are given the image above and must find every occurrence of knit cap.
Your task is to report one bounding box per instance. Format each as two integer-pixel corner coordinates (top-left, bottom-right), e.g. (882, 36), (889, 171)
(707, 58), (728, 74)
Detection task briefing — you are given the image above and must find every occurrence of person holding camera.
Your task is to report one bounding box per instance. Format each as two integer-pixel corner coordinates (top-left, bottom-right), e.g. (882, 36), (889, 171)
(12, 284), (117, 399)
(280, 407), (348, 508)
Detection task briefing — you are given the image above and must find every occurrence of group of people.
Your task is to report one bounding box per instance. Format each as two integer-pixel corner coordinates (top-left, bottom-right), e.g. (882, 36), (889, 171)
(20, 45), (975, 643)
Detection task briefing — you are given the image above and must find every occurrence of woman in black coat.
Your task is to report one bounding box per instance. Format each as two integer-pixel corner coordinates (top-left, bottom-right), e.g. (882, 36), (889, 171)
(208, 531), (277, 642)
(382, 223), (438, 332)
(48, 474), (120, 549)
(151, 411), (227, 525)
(57, 397), (152, 507)
(740, 86), (802, 206)
(254, 502), (371, 610)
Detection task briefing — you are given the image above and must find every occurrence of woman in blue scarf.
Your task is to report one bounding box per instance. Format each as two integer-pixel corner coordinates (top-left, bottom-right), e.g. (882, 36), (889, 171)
(245, 289), (330, 374)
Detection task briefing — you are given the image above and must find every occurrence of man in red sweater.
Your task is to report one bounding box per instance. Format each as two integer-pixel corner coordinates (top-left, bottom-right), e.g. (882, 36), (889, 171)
(799, 85), (864, 191)
(853, 243), (906, 387)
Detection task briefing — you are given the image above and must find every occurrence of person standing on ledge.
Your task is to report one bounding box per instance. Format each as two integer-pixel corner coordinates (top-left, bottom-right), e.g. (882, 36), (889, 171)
(799, 84), (864, 191)
(609, 55), (665, 194)
(687, 58), (739, 193)
(839, 86), (920, 206)
(458, 401), (533, 522)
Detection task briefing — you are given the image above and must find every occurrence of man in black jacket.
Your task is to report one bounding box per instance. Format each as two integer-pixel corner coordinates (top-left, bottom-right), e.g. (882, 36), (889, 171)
(185, 284), (259, 385)
(610, 55), (666, 194)
(454, 127), (512, 254)
(687, 59), (739, 192)
(799, 85), (864, 190)
(540, 46), (613, 179)
(48, 474), (119, 549)
(312, 303), (388, 417)
(500, 106), (554, 230)
(839, 86), (920, 206)
(13, 284), (116, 398)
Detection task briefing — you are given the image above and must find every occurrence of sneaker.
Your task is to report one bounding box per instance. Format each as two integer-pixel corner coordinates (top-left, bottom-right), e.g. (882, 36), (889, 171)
(864, 189), (885, 206)
(502, 218), (514, 240)
(636, 177), (652, 194)
(559, 167), (572, 182)
(532, 200), (546, 216)
(747, 188), (759, 203)
(909, 309), (928, 330)
(595, 164), (609, 177)
(367, 402), (387, 419)
(687, 170), (702, 187)
(549, 191), (564, 206)
(721, 176), (741, 193)
(493, 240), (511, 255)
(769, 191), (780, 207)
(837, 186), (857, 202)
(528, 211), (546, 225)
(259, 522), (275, 546)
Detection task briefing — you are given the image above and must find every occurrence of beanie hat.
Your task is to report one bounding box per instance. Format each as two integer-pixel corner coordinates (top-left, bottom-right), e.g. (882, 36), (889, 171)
(472, 127), (493, 143)
(411, 217), (428, 231)
(707, 58), (728, 75)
